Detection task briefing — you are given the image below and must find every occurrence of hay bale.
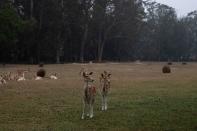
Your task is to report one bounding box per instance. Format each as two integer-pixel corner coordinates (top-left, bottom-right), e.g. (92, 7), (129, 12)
(36, 69), (46, 77)
(162, 66), (171, 73)
(39, 62), (44, 67)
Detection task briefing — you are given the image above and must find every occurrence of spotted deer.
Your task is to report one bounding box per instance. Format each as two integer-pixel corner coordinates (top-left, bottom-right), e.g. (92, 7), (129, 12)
(17, 70), (28, 82)
(81, 71), (96, 119)
(0, 75), (7, 84)
(100, 71), (111, 111)
(50, 73), (58, 80)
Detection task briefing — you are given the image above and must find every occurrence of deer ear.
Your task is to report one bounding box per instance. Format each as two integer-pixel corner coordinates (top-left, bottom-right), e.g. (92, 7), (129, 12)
(108, 73), (111, 77)
(89, 72), (93, 75)
(101, 73), (104, 78)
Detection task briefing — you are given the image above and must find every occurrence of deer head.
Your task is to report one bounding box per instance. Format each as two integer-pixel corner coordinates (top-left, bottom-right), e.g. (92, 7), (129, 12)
(100, 71), (111, 84)
(83, 71), (94, 83)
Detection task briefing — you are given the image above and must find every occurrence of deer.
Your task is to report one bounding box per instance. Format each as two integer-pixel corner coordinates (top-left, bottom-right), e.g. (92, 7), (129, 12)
(35, 76), (43, 80)
(81, 71), (96, 119)
(1, 72), (17, 81)
(100, 71), (111, 111)
(17, 70), (28, 82)
(50, 73), (58, 80)
(0, 75), (7, 84)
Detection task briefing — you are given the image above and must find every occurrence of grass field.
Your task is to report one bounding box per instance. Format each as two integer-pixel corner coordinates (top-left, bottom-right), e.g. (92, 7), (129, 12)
(0, 62), (197, 131)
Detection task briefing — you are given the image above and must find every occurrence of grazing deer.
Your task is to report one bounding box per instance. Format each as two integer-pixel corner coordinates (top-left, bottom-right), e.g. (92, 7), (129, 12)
(81, 71), (96, 119)
(100, 71), (111, 111)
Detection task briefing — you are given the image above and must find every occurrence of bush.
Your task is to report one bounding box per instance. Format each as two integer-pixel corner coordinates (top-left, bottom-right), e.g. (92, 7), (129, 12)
(167, 62), (172, 65)
(182, 62), (187, 65)
(162, 66), (171, 73)
(37, 69), (46, 77)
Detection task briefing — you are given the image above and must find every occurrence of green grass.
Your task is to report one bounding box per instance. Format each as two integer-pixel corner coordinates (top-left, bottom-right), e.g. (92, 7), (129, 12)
(0, 63), (197, 130)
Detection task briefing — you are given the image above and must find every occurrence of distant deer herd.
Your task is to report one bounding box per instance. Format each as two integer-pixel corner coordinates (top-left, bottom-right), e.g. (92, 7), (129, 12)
(0, 69), (59, 84)
(0, 67), (111, 120)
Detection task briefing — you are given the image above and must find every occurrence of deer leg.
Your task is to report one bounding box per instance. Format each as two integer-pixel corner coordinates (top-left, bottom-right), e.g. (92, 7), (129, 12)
(81, 99), (86, 119)
(90, 104), (94, 118)
(101, 94), (105, 111)
(104, 96), (108, 111)
(86, 103), (90, 117)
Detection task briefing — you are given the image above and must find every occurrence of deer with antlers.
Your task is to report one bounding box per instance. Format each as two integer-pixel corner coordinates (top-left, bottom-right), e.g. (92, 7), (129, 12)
(100, 71), (111, 111)
(81, 71), (96, 119)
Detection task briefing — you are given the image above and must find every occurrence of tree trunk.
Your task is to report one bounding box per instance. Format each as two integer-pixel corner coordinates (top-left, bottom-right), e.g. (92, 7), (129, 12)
(37, 8), (42, 64)
(30, 0), (34, 19)
(56, 50), (60, 64)
(97, 26), (102, 62)
(98, 42), (105, 62)
(80, 24), (88, 63)
(56, 0), (64, 64)
(97, 21), (115, 62)
(98, 31), (107, 63)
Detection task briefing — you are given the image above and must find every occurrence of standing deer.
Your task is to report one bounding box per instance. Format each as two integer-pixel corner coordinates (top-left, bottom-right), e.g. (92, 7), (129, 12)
(81, 71), (96, 119)
(100, 71), (111, 111)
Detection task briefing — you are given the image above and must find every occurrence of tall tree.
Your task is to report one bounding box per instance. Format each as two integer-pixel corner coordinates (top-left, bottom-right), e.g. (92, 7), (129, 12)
(79, 0), (94, 63)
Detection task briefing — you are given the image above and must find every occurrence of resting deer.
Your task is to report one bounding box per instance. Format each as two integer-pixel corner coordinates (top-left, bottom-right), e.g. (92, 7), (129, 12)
(35, 76), (42, 80)
(17, 70), (28, 82)
(0, 75), (7, 84)
(3, 72), (11, 81)
(81, 71), (96, 119)
(50, 73), (58, 80)
(100, 71), (111, 111)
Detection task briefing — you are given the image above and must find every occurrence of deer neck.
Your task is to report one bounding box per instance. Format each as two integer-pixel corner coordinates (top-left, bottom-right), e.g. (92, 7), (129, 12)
(84, 81), (92, 88)
(103, 80), (110, 88)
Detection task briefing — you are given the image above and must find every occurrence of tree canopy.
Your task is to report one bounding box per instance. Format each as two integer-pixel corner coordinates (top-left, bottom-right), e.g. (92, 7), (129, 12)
(0, 0), (197, 63)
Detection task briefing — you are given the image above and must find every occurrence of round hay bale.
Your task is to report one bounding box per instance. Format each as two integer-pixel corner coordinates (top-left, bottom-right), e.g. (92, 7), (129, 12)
(37, 69), (46, 77)
(39, 62), (44, 67)
(162, 66), (171, 73)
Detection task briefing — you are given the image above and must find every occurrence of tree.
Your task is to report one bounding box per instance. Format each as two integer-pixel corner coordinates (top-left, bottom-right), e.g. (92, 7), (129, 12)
(139, 2), (179, 61)
(79, 0), (94, 63)
(91, 0), (145, 62)
(0, 1), (24, 62)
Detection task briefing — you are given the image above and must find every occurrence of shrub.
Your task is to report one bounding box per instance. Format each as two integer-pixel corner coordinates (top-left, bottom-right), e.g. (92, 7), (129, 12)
(167, 62), (172, 65)
(37, 69), (46, 77)
(182, 62), (187, 65)
(162, 66), (171, 73)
